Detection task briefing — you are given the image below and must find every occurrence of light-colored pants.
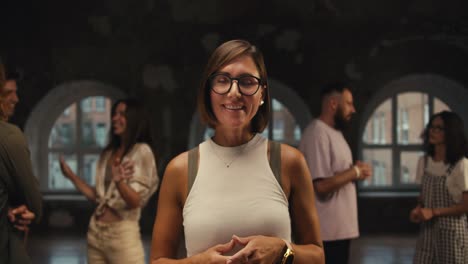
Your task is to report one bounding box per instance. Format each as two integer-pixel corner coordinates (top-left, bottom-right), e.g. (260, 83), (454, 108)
(87, 217), (145, 264)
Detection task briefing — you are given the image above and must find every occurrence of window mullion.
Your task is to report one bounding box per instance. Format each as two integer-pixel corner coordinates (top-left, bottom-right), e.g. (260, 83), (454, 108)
(77, 100), (84, 179)
(360, 144), (393, 149)
(40, 133), (49, 190)
(392, 95), (400, 187)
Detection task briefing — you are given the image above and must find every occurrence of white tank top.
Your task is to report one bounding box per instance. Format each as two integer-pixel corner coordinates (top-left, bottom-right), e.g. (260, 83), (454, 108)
(183, 134), (291, 256)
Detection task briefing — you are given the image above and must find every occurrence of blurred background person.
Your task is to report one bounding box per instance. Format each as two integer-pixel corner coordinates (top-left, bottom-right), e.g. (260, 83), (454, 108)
(60, 98), (159, 264)
(0, 64), (42, 264)
(410, 111), (468, 263)
(299, 83), (372, 264)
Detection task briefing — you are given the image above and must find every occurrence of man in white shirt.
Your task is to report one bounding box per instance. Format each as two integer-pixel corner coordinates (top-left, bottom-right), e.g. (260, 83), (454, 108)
(299, 83), (372, 264)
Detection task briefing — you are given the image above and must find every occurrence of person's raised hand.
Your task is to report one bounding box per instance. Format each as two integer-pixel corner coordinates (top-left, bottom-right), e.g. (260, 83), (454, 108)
(59, 156), (74, 179)
(111, 158), (135, 183)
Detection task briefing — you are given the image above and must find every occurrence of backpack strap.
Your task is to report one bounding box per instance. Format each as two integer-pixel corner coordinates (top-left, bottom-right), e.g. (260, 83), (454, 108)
(269, 140), (282, 187)
(187, 146), (199, 194)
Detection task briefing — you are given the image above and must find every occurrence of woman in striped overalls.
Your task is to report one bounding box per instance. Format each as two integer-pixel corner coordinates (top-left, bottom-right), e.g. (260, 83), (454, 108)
(410, 111), (468, 264)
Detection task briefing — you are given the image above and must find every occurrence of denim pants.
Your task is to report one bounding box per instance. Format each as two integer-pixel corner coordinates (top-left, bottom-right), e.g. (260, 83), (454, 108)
(87, 217), (145, 264)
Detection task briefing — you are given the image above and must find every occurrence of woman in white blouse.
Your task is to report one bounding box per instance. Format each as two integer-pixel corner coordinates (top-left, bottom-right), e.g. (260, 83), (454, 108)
(60, 98), (159, 264)
(410, 111), (468, 264)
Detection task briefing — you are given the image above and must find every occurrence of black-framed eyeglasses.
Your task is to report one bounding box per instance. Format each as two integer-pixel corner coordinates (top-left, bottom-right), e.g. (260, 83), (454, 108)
(209, 73), (263, 96)
(429, 125), (445, 133)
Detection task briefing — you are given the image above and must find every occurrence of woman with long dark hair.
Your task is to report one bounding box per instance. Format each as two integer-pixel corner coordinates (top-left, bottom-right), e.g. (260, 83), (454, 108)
(60, 98), (159, 264)
(410, 111), (468, 263)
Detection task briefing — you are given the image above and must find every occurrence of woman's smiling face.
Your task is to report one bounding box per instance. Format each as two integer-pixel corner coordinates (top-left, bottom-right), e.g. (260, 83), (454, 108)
(428, 116), (445, 145)
(112, 102), (127, 137)
(209, 55), (264, 130)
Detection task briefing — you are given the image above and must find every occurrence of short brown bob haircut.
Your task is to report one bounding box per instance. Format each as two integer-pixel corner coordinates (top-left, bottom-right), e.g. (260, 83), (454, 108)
(197, 39), (271, 133)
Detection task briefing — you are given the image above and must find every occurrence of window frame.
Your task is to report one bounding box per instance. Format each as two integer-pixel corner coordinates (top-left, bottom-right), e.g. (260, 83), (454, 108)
(358, 74), (468, 194)
(95, 96), (107, 112)
(24, 81), (126, 195)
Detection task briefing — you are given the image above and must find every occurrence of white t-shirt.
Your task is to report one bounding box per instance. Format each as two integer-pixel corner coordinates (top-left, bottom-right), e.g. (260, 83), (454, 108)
(299, 119), (359, 241)
(416, 156), (468, 203)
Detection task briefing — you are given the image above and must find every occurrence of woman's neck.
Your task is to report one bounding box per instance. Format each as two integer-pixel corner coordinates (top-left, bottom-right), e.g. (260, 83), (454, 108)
(113, 145), (125, 159)
(433, 144), (446, 162)
(212, 127), (255, 147)
(114, 137), (127, 159)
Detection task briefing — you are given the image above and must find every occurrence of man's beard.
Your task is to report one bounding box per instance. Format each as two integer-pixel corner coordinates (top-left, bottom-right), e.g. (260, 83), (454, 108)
(0, 102), (10, 121)
(334, 107), (351, 131)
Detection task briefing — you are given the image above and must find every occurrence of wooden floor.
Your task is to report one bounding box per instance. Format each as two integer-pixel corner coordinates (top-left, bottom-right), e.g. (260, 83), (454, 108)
(349, 235), (416, 264)
(27, 232), (417, 264)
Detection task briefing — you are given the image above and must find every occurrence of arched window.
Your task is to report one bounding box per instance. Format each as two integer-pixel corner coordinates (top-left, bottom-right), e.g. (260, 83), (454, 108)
(48, 96), (112, 189)
(361, 92), (450, 188)
(359, 74), (468, 191)
(25, 81), (125, 194)
(189, 79), (311, 148)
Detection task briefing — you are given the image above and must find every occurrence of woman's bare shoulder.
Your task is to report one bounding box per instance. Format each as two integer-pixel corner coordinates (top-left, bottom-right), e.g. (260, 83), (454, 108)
(280, 143), (306, 167)
(165, 151), (189, 178)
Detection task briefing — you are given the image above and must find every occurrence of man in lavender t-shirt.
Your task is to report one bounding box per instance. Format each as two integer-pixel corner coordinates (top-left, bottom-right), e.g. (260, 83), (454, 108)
(299, 83), (372, 264)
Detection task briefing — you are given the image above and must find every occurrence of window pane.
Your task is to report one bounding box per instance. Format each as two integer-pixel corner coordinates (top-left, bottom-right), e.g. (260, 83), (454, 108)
(83, 154), (99, 186)
(273, 119), (284, 141)
(80, 96), (111, 148)
(294, 125), (301, 142)
(47, 96), (113, 191)
(434, 97), (451, 114)
(362, 148), (392, 186)
(272, 99), (300, 146)
(363, 99), (392, 145)
(81, 98), (92, 112)
(48, 153), (77, 190)
(48, 104), (77, 148)
(95, 96), (107, 112)
(95, 123), (108, 147)
(397, 92), (428, 145)
(400, 151), (424, 184)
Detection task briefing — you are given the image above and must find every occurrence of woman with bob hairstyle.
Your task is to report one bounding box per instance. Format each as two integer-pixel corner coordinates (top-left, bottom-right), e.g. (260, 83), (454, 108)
(151, 39), (324, 264)
(60, 98), (159, 264)
(410, 111), (468, 263)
